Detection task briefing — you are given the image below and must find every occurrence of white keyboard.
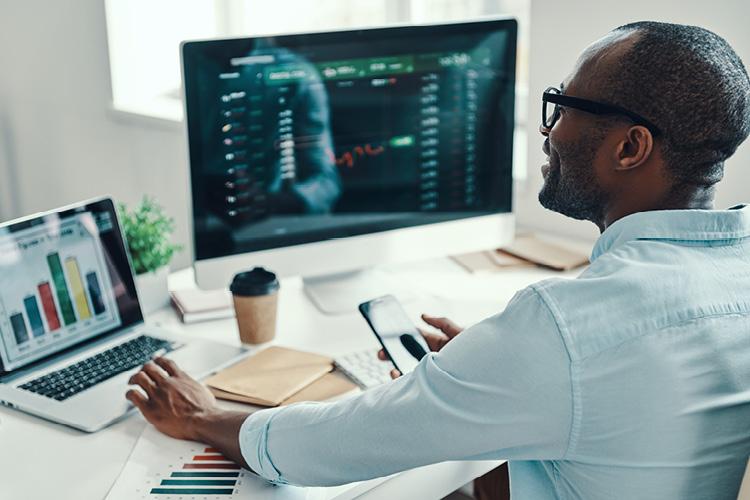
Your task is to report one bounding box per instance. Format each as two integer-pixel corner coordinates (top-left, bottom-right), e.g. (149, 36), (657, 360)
(335, 349), (394, 389)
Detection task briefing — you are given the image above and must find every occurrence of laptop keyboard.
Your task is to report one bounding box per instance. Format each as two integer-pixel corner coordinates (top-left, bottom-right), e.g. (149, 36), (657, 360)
(19, 335), (172, 401)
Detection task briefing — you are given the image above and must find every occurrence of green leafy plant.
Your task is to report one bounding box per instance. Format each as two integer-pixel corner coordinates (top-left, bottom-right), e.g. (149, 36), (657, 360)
(117, 197), (182, 275)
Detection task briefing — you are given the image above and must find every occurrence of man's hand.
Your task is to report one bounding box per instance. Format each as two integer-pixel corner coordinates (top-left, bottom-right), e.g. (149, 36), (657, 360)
(127, 357), (253, 470)
(126, 357), (219, 441)
(378, 313), (464, 379)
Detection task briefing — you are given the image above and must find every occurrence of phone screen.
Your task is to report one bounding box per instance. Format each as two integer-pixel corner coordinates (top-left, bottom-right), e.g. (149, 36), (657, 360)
(359, 295), (431, 374)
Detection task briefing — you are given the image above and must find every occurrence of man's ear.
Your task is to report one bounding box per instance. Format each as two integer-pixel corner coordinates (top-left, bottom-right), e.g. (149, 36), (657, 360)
(614, 125), (653, 171)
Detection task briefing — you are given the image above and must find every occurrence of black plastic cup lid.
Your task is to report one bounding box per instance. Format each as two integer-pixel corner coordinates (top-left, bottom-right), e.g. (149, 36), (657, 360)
(230, 267), (279, 296)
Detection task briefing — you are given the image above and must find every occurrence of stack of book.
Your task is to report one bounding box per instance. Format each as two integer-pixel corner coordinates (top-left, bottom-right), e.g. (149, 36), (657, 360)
(170, 288), (234, 323)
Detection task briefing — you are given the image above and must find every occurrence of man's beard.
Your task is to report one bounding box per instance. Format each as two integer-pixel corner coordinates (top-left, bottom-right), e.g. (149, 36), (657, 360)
(538, 132), (607, 223)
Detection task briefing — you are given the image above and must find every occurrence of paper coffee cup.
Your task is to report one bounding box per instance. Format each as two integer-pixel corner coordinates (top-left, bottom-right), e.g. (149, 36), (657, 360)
(230, 268), (280, 344)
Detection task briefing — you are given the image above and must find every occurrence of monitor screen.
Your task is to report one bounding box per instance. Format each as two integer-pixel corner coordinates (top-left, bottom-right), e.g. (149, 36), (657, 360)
(183, 19), (516, 261)
(0, 198), (142, 373)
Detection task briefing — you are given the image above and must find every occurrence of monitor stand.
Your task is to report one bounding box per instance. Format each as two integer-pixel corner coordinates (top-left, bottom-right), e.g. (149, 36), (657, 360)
(303, 268), (413, 315)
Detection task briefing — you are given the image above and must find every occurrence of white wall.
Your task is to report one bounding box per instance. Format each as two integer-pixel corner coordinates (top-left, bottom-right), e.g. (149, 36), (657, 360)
(518, 0), (750, 241)
(0, 0), (748, 273)
(0, 0), (191, 268)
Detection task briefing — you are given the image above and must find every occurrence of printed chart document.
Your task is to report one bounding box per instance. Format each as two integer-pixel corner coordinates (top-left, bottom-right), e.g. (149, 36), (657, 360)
(106, 423), (388, 500)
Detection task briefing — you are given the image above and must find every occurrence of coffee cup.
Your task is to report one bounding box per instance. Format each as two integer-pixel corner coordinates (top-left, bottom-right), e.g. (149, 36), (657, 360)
(229, 267), (280, 344)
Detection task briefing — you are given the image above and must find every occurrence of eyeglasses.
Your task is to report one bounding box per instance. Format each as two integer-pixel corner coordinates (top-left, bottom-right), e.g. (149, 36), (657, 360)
(542, 87), (661, 136)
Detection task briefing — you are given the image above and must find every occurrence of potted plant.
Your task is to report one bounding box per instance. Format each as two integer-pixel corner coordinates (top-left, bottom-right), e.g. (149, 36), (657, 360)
(118, 197), (182, 315)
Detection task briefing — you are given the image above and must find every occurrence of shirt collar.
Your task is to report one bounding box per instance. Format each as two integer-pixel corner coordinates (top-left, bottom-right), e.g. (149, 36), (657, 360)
(591, 204), (750, 262)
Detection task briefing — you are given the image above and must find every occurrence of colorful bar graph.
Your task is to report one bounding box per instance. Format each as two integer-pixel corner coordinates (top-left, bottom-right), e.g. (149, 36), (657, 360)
(23, 295), (45, 337)
(148, 449), (240, 496)
(38, 282), (61, 331)
(10, 313), (29, 345)
(85, 272), (105, 315)
(47, 253), (76, 325)
(150, 488), (234, 495)
(64, 257), (92, 320)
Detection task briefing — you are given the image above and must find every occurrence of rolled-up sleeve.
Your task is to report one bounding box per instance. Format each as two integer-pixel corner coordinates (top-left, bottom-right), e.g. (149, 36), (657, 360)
(239, 286), (573, 486)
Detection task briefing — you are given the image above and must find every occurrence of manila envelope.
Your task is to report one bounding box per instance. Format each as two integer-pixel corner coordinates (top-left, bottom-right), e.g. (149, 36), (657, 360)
(282, 371), (357, 405)
(205, 346), (334, 407)
(210, 371), (358, 407)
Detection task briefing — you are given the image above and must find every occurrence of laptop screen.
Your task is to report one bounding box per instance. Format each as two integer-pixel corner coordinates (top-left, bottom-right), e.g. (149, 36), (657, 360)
(0, 198), (142, 373)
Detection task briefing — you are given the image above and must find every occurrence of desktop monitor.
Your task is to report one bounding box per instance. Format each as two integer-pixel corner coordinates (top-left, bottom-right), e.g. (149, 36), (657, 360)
(182, 19), (517, 313)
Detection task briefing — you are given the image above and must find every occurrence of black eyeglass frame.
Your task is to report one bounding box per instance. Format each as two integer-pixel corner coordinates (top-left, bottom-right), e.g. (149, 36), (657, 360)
(542, 87), (661, 136)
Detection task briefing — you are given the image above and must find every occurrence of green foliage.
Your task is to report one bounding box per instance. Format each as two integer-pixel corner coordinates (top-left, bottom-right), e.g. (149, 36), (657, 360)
(117, 197), (182, 275)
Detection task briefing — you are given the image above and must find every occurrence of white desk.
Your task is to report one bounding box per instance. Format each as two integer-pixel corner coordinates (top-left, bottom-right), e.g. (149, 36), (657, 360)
(0, 254), (586, 499)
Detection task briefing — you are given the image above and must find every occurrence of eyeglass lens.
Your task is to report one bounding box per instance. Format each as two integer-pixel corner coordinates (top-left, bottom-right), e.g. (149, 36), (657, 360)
(543, 88), (561, 129)
(544, 100), (561, 128)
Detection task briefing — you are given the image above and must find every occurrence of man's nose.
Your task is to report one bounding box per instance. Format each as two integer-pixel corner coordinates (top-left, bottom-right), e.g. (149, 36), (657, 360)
(539, 123), (550, 137)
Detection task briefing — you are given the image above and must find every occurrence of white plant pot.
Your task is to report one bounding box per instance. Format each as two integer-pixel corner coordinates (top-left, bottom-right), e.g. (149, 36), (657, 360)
(135, 265), (170, 316)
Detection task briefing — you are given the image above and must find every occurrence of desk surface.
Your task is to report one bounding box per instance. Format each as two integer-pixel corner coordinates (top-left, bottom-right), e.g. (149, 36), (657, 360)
(0, 253), (586, 499)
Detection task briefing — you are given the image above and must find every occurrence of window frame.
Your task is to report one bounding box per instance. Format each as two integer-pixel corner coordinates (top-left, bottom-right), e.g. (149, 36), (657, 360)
(104, 0), (529, 177)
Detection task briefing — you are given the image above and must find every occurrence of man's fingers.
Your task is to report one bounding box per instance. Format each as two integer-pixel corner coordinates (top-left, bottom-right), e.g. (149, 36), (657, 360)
(154, 357), (184, 377)
(377, 349), (388, 361)
(390, 369), (402, 380)
(141, 361), (168, 384)
(421, 314), (463, 338)
(126, 388), (149, 410)
(129, 371), (157, 398)
(418, 329), (448, 352)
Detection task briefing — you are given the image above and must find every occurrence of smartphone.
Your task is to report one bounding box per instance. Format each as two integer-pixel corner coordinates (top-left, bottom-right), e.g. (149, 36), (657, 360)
(358, 295), (431, 374)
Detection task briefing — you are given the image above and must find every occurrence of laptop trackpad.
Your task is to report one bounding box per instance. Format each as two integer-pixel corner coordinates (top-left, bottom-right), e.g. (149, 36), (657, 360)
(167, 339), (247, 380)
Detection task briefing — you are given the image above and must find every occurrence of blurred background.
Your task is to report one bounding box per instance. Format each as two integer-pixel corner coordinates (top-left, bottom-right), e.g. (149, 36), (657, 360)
(0, 0), (747, 269)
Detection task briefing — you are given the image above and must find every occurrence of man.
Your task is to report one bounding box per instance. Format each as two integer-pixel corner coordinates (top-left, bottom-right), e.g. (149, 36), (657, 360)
(127, 22), (750, 498)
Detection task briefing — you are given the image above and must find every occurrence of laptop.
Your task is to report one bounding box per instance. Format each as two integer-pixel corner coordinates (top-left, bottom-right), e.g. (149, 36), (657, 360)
(0, 197), (246, 432)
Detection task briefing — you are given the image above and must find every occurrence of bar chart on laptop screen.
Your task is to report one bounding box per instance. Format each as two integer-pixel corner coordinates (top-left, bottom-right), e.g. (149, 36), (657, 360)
(0, 213), (121, 367)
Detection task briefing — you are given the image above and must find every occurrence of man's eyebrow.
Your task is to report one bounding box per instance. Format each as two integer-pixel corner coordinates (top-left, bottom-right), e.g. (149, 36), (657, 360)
(559, 82), (566, 93)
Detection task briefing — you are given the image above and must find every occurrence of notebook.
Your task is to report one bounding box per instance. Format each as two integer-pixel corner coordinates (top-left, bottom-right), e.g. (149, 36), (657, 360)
(170, 288), (234, 323)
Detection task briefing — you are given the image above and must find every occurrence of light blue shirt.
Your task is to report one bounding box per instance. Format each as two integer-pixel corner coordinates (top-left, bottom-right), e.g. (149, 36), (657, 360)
(239, 206), (750, 499)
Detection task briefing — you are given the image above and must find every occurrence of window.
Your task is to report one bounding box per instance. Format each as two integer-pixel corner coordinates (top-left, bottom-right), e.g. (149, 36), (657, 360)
(105, 0), (528, 176)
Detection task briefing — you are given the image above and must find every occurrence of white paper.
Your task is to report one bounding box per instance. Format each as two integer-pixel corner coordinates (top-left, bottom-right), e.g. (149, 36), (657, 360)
(106, 424), (387, 500)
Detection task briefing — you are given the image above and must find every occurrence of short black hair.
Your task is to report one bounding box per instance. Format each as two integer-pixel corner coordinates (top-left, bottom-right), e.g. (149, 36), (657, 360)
(603, 21), (750, 188)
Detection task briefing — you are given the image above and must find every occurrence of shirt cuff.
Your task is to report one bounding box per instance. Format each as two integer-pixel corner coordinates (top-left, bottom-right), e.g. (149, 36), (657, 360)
(238, 408), (289, 485)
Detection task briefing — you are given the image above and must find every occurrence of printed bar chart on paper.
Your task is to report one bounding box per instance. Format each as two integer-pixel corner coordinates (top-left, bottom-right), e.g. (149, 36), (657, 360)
(149, 448), (238, 495)
(106, 424), (388, 500)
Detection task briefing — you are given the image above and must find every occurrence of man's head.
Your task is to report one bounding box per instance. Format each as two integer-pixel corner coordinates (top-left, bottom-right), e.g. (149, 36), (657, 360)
(539, 21), (750, 230)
